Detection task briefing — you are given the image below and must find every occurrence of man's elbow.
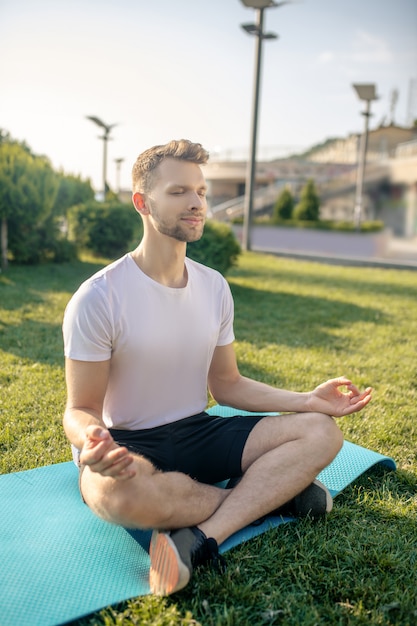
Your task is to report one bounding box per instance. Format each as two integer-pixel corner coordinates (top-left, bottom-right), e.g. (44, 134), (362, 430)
(62, 408), (76, 444)
(208, 375), (241, 407)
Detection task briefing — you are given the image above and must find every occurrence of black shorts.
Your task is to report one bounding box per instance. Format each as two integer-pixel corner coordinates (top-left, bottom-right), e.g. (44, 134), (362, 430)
(109, 411), (265, 485)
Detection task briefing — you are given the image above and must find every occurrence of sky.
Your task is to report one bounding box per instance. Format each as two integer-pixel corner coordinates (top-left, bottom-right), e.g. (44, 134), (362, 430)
(1, 0), (416, 192)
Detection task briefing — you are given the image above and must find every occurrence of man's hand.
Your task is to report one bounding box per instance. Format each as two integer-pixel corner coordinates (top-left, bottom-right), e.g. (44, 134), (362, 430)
(80, 425), (136, 480)
(307, 376), (372, 418)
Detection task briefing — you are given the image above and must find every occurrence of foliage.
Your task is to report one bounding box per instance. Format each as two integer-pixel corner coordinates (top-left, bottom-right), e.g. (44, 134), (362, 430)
(293, 178), (320, 221)
(68, 201), (142, 258)
(262, 219), (385, 233)
(52, 172), (95, 217)
(0, 130), (93, 267)
(1, 254), (416, 624)
(68, 211), (240, 275)
(187, 220), (241, 275)
(317, 219), (385, 233)
(231, 215), (385, 233)
(272, 187), (294, 222)
(0, 140), (60, 265)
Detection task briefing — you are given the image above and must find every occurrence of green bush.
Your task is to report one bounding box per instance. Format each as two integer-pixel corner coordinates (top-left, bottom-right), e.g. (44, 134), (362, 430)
(265, 219), (384, 232)
(293, 179), (320, 221)
(187, 220), (241, 275)
(7, 214), (76, 264)
(49, 237), (78, 263)
(68, 202), (142, 257)
(272, 188), (294, 222)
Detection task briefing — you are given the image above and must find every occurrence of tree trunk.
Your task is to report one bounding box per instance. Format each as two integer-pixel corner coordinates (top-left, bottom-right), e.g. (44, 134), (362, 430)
(1, 217), (8, 271)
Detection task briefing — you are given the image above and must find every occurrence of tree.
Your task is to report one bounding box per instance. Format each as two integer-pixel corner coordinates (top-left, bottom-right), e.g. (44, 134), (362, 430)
(272, 187), (294, 222)
(52, 172), (94, 218)
(293, 179), (320, 221)
(0, 141), (36, 268)
(0, 138), (59, 267)
(0, 131), (94, 268)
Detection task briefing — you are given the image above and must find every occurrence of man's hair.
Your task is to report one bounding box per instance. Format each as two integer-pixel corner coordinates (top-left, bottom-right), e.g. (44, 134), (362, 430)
(132, 139), (209, 193)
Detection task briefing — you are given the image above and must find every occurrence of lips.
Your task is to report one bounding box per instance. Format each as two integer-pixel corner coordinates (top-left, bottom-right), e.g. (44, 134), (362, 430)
(181, 215), (205, 224)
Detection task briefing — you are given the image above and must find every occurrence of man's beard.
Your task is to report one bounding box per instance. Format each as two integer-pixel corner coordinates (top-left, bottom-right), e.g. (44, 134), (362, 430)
(149, 203), (205, 243)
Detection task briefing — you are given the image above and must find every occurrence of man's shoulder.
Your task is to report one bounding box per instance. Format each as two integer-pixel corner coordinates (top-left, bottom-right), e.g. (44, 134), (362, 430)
(80, 254), (132, 289)
(185, 256), (226, 284)
(69, 255), (132, 308)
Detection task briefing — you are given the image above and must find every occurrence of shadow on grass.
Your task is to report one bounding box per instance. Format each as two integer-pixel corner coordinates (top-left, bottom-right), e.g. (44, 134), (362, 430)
(338, 464), (417, 503)
(0, 260), (107, 366)
(0, 270), (388, 366)
(0, 259), (389, 364)
(230, 283), (388, 350)
(0, 260), (106, 311)
(0, 318), (64, 366)
(231, 259), (417, 301)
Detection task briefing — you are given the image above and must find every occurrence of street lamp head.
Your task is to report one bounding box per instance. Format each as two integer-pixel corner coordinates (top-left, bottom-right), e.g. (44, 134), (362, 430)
(241, 0), (277, 7)
(86, 116), (117, 134)
(241, 0), (293, 7)
(86, 115), (107, 129)
(352, 83), (378, 102)
(241, 22), (278, 38)
(242, 22), (260, 34)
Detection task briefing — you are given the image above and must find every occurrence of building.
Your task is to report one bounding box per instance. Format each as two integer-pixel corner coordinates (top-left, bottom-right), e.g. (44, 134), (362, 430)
(202, 124), (417, 237)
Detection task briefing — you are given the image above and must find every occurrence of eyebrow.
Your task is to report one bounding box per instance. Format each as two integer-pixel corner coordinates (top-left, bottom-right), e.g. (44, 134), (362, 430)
(168, 183), (208, 191)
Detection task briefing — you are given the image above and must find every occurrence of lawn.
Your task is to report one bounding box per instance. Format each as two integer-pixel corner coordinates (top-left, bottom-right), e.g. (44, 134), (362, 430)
(0, 252), (416, 625)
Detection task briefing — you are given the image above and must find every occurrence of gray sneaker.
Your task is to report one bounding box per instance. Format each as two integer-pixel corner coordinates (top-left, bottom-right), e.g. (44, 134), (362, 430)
(149, 526), (224, 596)
(276, 479), (333, 519)
(226, 477), (333, 521)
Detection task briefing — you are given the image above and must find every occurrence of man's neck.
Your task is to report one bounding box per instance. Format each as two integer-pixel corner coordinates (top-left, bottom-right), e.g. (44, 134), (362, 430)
(131, 236), (188, 288)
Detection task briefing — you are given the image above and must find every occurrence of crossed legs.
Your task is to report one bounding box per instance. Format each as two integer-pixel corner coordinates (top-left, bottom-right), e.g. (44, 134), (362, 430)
(200, 411), (342, 543)
(80, 411), (343, 544)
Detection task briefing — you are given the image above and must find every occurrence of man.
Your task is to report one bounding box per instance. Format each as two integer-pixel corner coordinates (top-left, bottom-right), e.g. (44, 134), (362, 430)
(63, 139), (372, 596)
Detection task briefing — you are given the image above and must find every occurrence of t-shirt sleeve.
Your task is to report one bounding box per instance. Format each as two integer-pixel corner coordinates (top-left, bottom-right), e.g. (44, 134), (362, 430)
(62, 282), (113, 361)
(217, 278), (235, 346)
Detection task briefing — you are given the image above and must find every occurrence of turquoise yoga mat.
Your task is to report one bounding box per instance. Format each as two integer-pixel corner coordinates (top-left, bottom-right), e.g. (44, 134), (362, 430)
(0, 408), (396, 626)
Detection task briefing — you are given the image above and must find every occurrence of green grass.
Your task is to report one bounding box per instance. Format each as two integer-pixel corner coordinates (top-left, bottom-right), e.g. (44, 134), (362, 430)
(1, 252), (416, 626)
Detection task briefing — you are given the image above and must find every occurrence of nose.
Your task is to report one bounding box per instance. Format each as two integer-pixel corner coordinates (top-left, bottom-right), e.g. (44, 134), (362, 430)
(189, 191), (206, 211)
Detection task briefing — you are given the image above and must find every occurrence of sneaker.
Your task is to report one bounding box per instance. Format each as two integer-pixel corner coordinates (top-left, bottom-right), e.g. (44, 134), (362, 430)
(273, 479), (333, 519)
(226, 477), (333, 521)
(149, 526), (224, 596)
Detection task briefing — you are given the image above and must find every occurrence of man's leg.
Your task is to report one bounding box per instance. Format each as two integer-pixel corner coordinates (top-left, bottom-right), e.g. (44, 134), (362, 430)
(198, 411), (343, 544)
(149, 411), (343, 595)
(79, 448), (229, 530)
(81, 412), (342, 533)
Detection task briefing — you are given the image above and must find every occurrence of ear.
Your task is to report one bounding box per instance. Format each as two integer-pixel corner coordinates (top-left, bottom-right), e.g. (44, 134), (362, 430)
(132, 192), (150, 215)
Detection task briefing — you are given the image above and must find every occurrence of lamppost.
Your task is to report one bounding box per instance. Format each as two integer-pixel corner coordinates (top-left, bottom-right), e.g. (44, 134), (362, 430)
(240, 0), (285, 251)
(86, 116), (117, 201)
(352, 84), (378, 230)
(114, 158), (125, 195)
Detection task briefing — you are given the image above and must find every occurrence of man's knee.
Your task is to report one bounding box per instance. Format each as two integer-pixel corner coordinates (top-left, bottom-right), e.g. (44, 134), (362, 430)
(81, 467), (172, 530)
(307, 412), (344, 466)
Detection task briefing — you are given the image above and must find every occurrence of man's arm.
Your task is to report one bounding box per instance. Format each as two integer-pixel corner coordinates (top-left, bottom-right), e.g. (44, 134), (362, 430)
(207, 344), (372, 417)
(63, 358), (135, 480)
(63, 358), (110, 449)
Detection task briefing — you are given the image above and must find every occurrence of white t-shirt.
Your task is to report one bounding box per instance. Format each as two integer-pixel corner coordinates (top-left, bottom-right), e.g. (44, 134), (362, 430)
(63, 253), (235, 430)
